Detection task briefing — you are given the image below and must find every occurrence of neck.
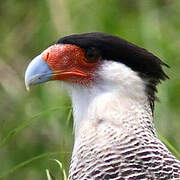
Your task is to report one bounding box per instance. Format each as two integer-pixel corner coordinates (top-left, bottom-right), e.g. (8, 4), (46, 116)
(67, 82), (155, 138)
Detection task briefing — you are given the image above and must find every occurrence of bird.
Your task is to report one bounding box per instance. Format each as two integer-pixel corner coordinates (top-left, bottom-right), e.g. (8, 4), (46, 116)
(25, 32), (180, 179)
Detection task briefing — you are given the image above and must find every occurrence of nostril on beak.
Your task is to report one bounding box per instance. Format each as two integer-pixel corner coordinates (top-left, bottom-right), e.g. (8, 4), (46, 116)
(46, 52), (50, 61)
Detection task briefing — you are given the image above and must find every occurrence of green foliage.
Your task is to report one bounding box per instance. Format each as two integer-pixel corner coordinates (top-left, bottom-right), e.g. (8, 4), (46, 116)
(0, 0), (180, 179)
(159, 134), (180, 160)
(46, 159), (67, 180)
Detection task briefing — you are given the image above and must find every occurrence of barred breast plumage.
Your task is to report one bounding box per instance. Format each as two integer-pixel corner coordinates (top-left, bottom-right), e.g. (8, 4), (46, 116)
(69, 103), (180, 180)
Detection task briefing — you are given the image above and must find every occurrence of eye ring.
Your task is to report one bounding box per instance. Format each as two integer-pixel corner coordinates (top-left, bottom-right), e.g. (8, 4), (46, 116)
(85, 47), (101, 62)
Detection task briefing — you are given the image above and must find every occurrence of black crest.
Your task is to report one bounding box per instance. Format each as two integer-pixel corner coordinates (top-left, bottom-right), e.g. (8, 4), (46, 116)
(57, 32), (169, 111)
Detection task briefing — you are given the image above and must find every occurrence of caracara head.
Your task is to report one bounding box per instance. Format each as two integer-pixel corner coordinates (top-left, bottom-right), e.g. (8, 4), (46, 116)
(25, 32), (168, 111)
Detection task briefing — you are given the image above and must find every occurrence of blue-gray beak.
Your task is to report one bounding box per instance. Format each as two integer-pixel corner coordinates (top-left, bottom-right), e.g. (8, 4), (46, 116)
(25, 54), (53, 91)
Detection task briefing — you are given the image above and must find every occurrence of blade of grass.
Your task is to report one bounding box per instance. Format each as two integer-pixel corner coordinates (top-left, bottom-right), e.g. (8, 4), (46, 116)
(159, 134), (180, 160)
(0, 152), (68, 179)
(46, 169), (53, 180)
(0, 106), (71, 149)
(46, 169), (56, 180)
(51, 159), (67, 180)
(66, 107), (72, 126)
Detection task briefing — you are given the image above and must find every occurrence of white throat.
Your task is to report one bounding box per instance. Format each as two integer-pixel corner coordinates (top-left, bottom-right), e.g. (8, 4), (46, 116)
(65, 61), (153, 136)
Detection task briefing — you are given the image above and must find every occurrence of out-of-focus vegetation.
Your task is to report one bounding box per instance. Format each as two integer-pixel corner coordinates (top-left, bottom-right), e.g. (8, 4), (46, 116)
(0, 0), (180, 179)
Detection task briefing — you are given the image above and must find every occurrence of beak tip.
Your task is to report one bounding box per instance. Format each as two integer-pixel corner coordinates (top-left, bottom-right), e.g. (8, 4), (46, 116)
(24, 54), (53, 90)
(25, 75), (31, 91)
(25, 68), (31, 91)
(25, 83), (30, 91)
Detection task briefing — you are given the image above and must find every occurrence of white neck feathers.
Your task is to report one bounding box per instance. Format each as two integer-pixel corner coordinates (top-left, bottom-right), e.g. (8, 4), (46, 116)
(66, 61), (153, 136)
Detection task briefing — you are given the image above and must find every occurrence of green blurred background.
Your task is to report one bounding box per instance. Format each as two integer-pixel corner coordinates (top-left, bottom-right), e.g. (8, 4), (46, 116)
(0, 0), (180, 179)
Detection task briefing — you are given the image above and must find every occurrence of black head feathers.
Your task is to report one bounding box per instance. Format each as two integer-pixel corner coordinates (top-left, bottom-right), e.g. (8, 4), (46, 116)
(57, 32), (169, 110)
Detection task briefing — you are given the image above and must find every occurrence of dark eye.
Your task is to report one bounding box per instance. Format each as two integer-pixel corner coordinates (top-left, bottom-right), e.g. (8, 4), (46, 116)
(85, 47), (100, 62)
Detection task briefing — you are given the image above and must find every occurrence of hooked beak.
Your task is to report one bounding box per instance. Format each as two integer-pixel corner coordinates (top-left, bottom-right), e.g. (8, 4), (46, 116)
(25, 54), (53, 91)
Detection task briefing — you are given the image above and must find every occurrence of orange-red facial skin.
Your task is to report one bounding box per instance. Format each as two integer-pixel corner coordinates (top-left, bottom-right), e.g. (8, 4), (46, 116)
(42, 44), (100, 85)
